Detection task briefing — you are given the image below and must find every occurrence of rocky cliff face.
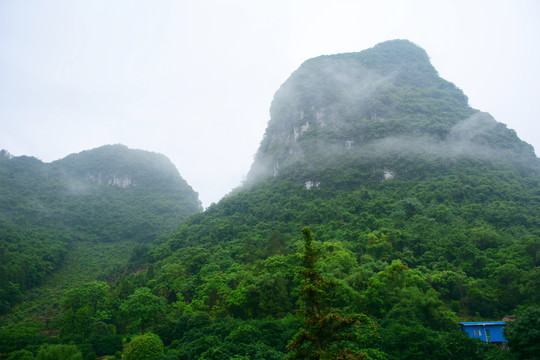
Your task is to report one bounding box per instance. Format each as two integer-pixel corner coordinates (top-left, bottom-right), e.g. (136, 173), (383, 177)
(246, 40), (536, 184)
(86, 172), (134, 188)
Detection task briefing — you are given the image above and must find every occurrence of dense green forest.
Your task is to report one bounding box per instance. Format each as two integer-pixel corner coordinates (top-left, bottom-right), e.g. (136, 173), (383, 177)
(0, 145), (201, 315)
(1, 40), (539, 359)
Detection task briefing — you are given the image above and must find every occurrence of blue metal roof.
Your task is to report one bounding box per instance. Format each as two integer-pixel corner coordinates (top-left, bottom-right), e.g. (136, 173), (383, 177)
(459, 321), (505, 326)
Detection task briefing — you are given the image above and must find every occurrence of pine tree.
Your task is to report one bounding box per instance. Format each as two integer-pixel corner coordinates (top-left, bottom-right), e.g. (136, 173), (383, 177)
(287, 227), (386, 360)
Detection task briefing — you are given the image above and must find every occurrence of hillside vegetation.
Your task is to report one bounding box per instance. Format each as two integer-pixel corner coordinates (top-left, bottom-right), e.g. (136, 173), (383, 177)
(1, 41), (539, 359)
(0, 145), (201, 314)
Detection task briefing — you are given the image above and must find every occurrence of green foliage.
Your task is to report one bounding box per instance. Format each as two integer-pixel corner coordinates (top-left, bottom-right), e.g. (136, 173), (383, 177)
(0, 223), (70, 313)
(36, 344), (83, 360)
(378, 323), (512, 360)
(124, 333), (164, 360)
(59, 281), (112, 338)
(0, 322), (47, 354)
(87, 334), (123, 357)
(287, 227), (384, 360)
(7, 350), (35, 360)
(76, 343), (97, 360)
(120, 287), (167, 333)
(504, 306), (540, 360)
(0, 145), (201, 312)
(153, 316), (298, 359)
(62, 281), (110, 313)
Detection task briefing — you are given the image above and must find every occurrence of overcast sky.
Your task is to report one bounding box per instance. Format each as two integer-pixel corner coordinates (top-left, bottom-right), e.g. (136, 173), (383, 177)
(1, 0), (539, 207)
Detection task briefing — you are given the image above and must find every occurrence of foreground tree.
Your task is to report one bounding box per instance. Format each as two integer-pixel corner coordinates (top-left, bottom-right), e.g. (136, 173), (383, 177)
(287, 227), (386, 360)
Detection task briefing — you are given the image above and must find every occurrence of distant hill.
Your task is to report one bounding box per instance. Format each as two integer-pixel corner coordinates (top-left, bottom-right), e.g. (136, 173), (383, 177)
(50, 144), (202, 241)
(0, 144), (201, 312)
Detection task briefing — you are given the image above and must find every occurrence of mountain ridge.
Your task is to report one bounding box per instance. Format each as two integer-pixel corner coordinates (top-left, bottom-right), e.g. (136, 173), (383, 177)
(247, 40), (536, 185)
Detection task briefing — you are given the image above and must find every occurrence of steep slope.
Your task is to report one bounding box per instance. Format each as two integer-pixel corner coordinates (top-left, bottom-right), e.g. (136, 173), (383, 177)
(166, 40), (539, 259)
(248, 39), (535, 182)
(141, 40), (539, 358)
(0, 145), (201, 312)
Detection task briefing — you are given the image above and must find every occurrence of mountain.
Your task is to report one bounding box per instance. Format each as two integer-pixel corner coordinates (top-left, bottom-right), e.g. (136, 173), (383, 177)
(248, 39), (536, 182)
(0, 144), (201, 313)
(49, 144), (202, 241)
(2, 41), (539, 359)
(146, 40), (539, 358)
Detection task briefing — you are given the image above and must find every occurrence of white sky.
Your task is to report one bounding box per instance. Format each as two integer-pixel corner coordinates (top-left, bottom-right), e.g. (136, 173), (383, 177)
(1, 0), (539, 208)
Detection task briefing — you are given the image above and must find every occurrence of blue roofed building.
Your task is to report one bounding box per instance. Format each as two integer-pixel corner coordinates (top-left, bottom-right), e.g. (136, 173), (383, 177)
(459, 321), (507, 345)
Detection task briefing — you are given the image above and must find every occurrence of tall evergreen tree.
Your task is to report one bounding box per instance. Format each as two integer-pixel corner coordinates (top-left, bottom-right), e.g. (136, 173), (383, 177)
(287, 227), (386, 360)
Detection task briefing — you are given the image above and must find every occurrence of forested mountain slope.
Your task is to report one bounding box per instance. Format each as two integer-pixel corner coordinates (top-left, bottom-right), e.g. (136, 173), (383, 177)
(160, 40), (539, 318)
(0, 145), (201, 313)
(147, 40), (539, 358)
(1, 40), (538, 359)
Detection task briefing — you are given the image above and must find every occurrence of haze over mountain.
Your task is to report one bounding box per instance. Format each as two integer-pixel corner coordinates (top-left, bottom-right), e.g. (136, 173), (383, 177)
(1, 40), (539, 360)
(248, 40), (536, 184)
(2, 1), (539, 209)
(0, 144), (201, 239)
(0, 144), (201, 313)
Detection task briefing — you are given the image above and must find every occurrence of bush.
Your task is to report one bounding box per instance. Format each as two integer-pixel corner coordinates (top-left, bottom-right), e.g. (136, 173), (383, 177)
(88, 334), (123, 356)
(36, 344), (83, 360)
(7, 349), (35, 360)
(124, 333), (164, 360)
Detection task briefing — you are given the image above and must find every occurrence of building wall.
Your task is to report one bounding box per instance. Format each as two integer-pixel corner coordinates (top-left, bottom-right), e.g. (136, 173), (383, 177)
(460, 322), (507, 343)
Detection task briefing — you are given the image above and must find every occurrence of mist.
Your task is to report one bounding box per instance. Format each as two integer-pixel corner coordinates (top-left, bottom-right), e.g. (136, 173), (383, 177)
(244, 40), (537, 187)
(1, 1), (539, 207)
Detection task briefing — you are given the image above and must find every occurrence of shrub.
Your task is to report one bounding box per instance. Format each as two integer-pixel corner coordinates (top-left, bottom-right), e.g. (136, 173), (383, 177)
(124, 333), (164, 360)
